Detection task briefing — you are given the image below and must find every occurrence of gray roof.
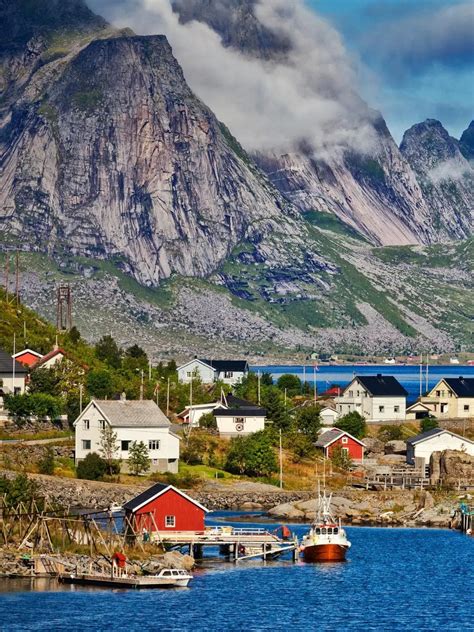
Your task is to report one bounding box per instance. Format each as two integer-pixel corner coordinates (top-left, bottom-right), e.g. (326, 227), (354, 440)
(406, 427), (474, 446)
(0, 349), (28, 375)
(314, 428), (345, 447)
(93, 400), (170, 428)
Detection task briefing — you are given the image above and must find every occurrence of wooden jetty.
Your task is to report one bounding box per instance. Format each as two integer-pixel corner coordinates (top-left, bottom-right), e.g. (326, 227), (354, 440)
(154, 527), (299, 563)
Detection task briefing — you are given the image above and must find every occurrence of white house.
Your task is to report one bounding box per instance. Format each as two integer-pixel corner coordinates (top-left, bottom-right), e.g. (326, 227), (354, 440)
(212, 395), (266, 437)
(178, 402), (221, 427)
(177, 358), (249, 386)
(406, 428), (474, 470)
(319, 405), (340, 426)
(335, 374), (407, 422)
(0, 349), (27, 405)
(74, 399), (180, 473)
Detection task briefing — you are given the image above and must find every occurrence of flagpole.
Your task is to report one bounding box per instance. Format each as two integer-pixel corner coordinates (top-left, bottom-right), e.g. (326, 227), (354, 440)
(419, 353), (423, 397)
(279, 428), (283, 490)
(313, 365), (317, 403)
(12, 333), (16, 395)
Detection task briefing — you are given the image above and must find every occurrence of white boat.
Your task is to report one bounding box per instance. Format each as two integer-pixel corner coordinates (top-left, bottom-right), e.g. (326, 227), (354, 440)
(300, 487), (351, 563)
(59, 568), (193, 589)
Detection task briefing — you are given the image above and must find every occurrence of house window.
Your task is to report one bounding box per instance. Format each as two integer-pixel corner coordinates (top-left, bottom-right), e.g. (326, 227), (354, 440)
(224, 371), (234, 378)
(98, 419), (106, 430)
(165, 515), (176, 528)
(234, 417), (245, 424)
(341, 447), (349, 456)
(464, 405), (469, 411)
(149, 440), (160, 450)
(436, 390), (441, 397)
(187, 371), (192, 378)
(82, 440), (91, 450)
(341, 437), (348, 444)
(349, 390), (353, 397)
(83, 419), (90, 430)
(378, 406), (385, 413)
(121, 440), (131, 452)
(394, 406), (400, 413)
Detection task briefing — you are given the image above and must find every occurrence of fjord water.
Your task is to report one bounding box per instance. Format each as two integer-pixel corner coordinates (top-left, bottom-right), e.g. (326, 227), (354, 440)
(1, 513), (472, 631)
(252, 364), (474, 402)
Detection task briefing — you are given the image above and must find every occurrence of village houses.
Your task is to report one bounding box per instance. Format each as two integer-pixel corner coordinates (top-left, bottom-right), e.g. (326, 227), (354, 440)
(420, 377), (474, 419)
(314, 428), (365, 462)
(177, 358), (249, 386)
(212, 395), (267, 436)
(12, 348), (43, 367)
(406, 428), (474, 471)
(335, 374), (407, 422)
(74, 398), (180, 473)
(0, 348), (27, 407)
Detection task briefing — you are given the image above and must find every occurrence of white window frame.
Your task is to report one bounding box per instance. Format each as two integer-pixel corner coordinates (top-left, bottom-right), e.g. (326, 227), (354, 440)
(463, 405), (469, 411)
(378, 405), (385, 413)
(165, 515), (176, 528)
(98, 419), (106, 430)
(224, 371), (234, 378)
(83, 419), (90, 430)
(121, 440), (131, 452)
(341, 437), (348, 444)
(82, 439), (91, 450)
(394, 405), (400, 413)
(149, 440), (160, 450)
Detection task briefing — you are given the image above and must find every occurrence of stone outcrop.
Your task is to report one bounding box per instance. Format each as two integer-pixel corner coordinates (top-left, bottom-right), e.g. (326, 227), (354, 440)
(430, 450), (474, 487)
(384, 440), (407, 456)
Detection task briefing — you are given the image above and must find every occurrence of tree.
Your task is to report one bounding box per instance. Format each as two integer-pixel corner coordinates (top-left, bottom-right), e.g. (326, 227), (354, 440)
(128, 441), (150, 475)
(66, 326), (81, 345)
(38, 447), (55, 475)
(0, 474), (39, 508)
(76, 453), (107, 480)
(225, 432), (277, 477)
(421, 416), (438, 432)
(262, 388), (290, 430)
(86, 369), (114, 399)
(126, 344), (147, 359)
(294, 405), (321, 440)
(277, 374), (302, 397)
(335, 411), (367, 439)
(330, 445), (353, 471)
(28, 367), (60, 396)
(287, 433), (315, 462)
(261, 373), (273, 386)
(94, 335), (122, 369)
(199, 412), (217, 430)
(29, 393), (62, 421)
(99, 425), (119, 475)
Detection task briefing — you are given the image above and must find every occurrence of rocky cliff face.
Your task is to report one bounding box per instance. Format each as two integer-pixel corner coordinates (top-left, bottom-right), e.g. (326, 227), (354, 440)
(400, 120), (474, 240)
(0, 4), (305, 286)
(170, 0), (470, 246)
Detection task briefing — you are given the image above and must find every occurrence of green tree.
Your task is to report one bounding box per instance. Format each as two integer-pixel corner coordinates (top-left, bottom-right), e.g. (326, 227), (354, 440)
(287, 433), (316, 462)
(378, 425), (403, 442)
(28, 367), (60, 396)
(66, 326), (81, 345)
(4, 394), (33, 421)
(29, 393), (62, 420)
(330, 445), (353, 471)
(277, 374), (302, 396)
(225, 432), (277, 477)
(76, 453), (107, 480)
(126, 344), (147, 359)
(421, 416), (438, 432)
(38, 447), (55, 475)
(128, 441), (150, 476)
(294, 405), (321, 440)
(335, 411), (367, 439)
(86, 369), (114, 399)
(0, 474), (39, 508)
(261, 372), (274, 386)
(199, 412), (217, 430)
(99, 424), (120, 475)
(94, 335), (122, 369)
(262, 388), (290, 430)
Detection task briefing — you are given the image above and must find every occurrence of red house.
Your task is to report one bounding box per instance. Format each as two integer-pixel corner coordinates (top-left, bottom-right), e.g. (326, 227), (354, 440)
(123, 483), (209, 533)
(12, 349), (43, 368)
(315, 428), (365, 462)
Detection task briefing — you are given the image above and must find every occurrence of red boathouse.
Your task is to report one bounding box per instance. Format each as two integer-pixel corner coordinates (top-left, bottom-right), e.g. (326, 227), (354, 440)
(314, 428), (365, 462)
(123, 483), (209, 533)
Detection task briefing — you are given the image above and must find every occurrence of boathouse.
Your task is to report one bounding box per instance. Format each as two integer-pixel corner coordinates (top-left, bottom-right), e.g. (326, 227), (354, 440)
(123, 483), (209, 533)
(314, 428), (365, 462)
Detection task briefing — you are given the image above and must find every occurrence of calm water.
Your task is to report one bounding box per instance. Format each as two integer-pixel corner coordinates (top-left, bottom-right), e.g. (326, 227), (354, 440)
(251, 364), (474, 403)
(1, 512), (473, 631)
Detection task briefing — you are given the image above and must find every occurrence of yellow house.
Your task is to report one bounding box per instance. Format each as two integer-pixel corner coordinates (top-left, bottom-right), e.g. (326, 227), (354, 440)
(421, 377), (474, 419)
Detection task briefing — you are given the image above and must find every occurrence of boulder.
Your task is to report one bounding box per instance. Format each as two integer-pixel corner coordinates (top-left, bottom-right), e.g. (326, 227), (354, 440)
(364, 437), (385, 455)
(430, 450), (474, 486)
(384, 440), (406, 455)
(267, 502), (305, 520)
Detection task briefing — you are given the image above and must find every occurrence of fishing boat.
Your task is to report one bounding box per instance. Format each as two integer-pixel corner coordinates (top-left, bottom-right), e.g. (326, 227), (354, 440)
(300, 487), (351, 563)
(59, 568), (193, 589)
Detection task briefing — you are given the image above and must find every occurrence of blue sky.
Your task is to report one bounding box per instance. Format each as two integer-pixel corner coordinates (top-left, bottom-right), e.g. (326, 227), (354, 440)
(307, 0), (474, 142)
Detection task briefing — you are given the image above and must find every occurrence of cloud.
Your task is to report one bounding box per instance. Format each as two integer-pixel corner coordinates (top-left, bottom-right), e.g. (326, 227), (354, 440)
(87, 0), (379, 156)
(362, 1), (474, 74)
(428, 158), (472, 183)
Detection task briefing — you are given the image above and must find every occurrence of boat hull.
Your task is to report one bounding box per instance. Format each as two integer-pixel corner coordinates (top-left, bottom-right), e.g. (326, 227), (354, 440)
(302, 543), (348, 563)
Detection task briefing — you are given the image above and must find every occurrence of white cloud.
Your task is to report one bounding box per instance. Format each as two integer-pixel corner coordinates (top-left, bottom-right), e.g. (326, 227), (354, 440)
(88, 0), (379, 156)
(428, 158), (472, 183)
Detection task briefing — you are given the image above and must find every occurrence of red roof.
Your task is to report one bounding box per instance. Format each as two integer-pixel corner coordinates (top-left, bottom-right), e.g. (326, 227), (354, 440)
(33, 348), (88, 369)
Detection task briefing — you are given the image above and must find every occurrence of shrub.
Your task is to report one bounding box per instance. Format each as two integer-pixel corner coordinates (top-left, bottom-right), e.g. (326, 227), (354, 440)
(288, 433), (316, 462)
(199, 412), (217, 430)
(225, 431), (277, 477)
(378, 425), (403, 442)
(86, 369), (114, 399)
(294, 405), (321, 440)
(330, 445), (353, 471)
(76, 452), (107, 480)
(128, 441), (150, 476)
(276, 374), (302, 397)
(421, 416), (438, 432)
(38, 447), (55, 475)
(335, 411), (367, 439)
(0, 473), (40, 508)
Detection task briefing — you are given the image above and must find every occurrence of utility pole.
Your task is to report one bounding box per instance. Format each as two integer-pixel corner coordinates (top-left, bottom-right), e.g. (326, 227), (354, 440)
(419, 353), (423, 397)
(257, 370), (261, 405)
(425, 354), (429, 393)
(140, 369), (144, 401)
(12, 333), (16, 395)
(279, 428), (283, 490)
(190, 375), (193, 407)
(166, 377), (170, 417)
(5, 255), (10, 302)
(148, 359), (152, 381)
(15, 251), (19, 306)
(313, 365), (317, 403)
(79, 384), (83, 414)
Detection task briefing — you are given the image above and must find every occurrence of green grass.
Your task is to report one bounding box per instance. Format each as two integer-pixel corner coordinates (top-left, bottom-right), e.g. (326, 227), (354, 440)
(0, 430), (73, 441)
(303, 210), (368, 242)
(71, 89), (103, 111)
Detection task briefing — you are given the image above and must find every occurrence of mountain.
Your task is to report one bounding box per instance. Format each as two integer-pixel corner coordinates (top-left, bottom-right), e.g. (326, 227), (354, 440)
(400, 120), (474, 240)
(459, 121), (474, 162)
(0, 0), (314, 286)
(170, 0), (443, 247)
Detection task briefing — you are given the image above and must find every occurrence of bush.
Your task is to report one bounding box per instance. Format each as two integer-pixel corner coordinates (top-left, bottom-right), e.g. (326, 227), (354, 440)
(76, 452), (107, 480)
(421, 416), (438, 432)
(0, 473), (40, 508)
(287, 433), (316, 462)
(330, 445), (353, 471)
(335, 411), (367, 439)
(294, 405), (321, 440)
(199, 412), (217, 430)
(378, 425), (403, 442)
(276, 374), (302, 397)
(38, 447), (55, 475)
(86, 369), (114, 399)
(128, 441), (150, 476)
(225, 431), (277, 477)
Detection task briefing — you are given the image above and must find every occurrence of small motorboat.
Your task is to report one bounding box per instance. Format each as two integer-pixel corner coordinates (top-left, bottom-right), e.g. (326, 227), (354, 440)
(300, 486), (351, 563)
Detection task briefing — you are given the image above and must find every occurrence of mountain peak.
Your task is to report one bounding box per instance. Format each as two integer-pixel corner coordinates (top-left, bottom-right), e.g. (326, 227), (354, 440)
(459, 120), (474, 161)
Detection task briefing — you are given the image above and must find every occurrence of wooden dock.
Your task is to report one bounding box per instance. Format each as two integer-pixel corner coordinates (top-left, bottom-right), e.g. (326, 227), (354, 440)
(153, 527), (299, 562)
